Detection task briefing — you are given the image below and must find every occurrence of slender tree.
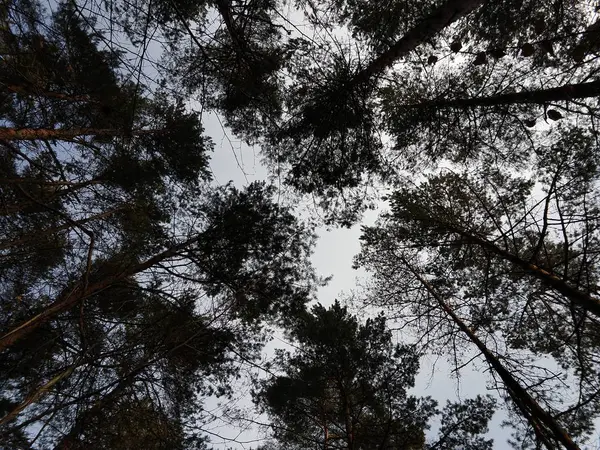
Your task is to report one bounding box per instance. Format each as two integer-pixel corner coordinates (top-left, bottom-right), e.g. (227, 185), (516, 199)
(401, 255), (579, 450)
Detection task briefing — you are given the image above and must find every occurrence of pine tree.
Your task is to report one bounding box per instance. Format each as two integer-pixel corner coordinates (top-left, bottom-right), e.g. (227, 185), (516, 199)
(255, 302), (496, 449)
(4, 0), (600, 446)
(228, 0), (599, 221)
(0, 2), (319, 446)
(355, 141), (600, 446)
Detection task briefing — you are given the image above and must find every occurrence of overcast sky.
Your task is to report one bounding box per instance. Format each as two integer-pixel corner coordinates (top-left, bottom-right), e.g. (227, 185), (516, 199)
(130, 58), (600, 450)
(198, 110), (532, 450)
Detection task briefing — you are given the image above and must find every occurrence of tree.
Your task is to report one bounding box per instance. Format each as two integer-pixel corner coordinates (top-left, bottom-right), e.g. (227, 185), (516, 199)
(1, 0), (206, 348)
(304, 0), (590, 57)
(355, 134), (600, 446)
(59, 397), (194, 450)
(255, 302), (496, 449)
(253, 0), (487, 210)
(234, 0), (599, 222)
(4, 0), (600, 446)
(18, 0), (595, 224)
(1, 0), (137, 134)
(0, 2), (320, 447)
(46, 294), (233, 450)
(0, 179), (319, 445)
(116, 0), (600, 225)
(400, 256), (579, 450)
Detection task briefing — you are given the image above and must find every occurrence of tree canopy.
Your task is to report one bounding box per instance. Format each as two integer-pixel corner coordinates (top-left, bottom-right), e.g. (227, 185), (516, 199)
(2, 0), (600, 447)
(255, 302), (496, 450)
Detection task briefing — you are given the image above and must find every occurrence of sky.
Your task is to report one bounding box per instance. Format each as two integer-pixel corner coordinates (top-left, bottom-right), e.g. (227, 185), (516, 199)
(200, 95), (600, 448)
(164, 85), (600, 450)
(199, 110), (526, 449)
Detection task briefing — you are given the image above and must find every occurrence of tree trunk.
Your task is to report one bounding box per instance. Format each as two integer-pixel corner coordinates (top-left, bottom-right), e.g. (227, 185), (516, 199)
(0, 127), (162, 141)
(403, 257), (580, 450)
(322, 408), (329, 450)
(335, 379), (354, 450)
(215, 0), (245, 50)
(445, 224), (600, 319)
(0, 364), (76, 427)
(352, 0), (483, 86)
(406, 79), (600, 110)
(0, 234), (203, 352)
(344, 402), (354, 450)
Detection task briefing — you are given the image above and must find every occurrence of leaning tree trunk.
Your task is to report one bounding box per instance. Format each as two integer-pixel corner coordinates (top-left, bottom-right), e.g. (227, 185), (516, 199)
(0, 127), (162, 141)
(0, 234), (203, 352)
(351, 0), (484, 86)
(405, 79), (600, 110)
(442, 223), (600, 319)
(407, 202), (600, 319)
(0, 364), (76, 427)
(403, 257), (580, 450)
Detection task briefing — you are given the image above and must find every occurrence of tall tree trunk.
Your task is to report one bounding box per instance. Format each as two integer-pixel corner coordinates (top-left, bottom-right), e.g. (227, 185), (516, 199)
(0, 364), (76, 427)
(442, 224), (600, 319)
(337, 381), (354, 450)
(405, 79), (600, 110)
(402, 257), (580, 450)
(352, 0), (483, 86)
(0, 127), (162, 141)
(214, 0), (244, 50)
(0, 234), (203, 352)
